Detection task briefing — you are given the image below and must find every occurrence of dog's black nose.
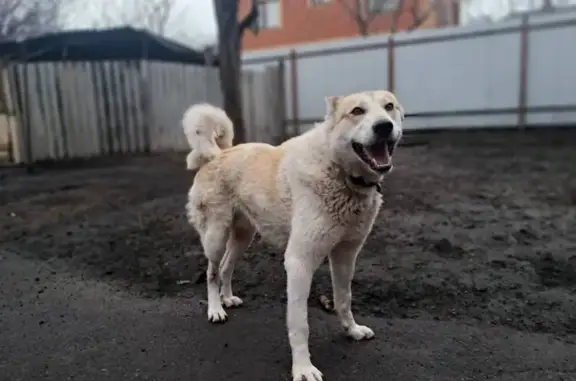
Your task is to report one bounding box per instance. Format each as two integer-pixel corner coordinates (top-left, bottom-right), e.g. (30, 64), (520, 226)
(372, 120), (394, 138)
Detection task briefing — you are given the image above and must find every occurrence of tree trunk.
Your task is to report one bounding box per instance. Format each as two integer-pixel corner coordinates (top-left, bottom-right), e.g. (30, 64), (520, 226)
(212, 0), (258, 145)
(213, 0), (245, 144)
(357, 19), (369, 36)
(218, 34), (245, 144)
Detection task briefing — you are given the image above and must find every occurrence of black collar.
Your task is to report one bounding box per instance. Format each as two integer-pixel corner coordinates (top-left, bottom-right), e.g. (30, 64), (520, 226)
(348, 175), (383, 195)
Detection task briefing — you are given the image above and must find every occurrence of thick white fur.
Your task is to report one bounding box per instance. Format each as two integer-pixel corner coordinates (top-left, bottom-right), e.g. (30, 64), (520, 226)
(182, 103), (234, 170)
(185, 91), (404, 381)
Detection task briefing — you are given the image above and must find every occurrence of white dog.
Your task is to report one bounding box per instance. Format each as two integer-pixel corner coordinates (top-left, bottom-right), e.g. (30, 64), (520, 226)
(184, 90), (404, 381)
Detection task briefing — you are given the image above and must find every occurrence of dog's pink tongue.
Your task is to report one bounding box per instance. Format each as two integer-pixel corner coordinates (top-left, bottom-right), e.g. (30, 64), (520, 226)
(371, 146), (391, 165)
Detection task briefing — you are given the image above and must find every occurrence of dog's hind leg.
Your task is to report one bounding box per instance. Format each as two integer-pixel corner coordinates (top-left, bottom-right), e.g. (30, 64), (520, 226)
(202, 221), (232, 323)
(219, 213), (255, 308)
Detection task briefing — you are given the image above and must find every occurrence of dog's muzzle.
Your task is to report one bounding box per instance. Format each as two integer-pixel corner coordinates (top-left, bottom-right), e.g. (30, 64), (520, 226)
(372, 120), (394, 139)
(352, 126), (397, 174)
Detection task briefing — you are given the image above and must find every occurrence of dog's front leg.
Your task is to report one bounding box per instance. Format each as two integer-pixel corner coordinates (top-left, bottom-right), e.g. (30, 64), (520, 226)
(285, 229), (331, 381)
(330, 240), (374, 341)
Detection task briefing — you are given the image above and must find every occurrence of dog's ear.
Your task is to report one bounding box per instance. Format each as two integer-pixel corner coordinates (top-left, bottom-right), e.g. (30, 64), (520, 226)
(325, 96), (341, 116)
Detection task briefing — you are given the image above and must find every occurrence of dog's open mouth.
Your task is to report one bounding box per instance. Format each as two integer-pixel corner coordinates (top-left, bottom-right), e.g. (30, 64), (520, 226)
(352, 140), (395, 173)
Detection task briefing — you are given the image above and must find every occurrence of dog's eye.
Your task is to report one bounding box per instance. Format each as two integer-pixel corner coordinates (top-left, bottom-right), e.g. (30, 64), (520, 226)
(384, 102), (394, 112)
(350, 107), (365, 116)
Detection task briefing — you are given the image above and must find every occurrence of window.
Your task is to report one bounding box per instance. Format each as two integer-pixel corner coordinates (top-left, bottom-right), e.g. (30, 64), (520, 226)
(367, 0), (400, 14)
(309, 0), (331, 6)
(257, 0), (282, 29)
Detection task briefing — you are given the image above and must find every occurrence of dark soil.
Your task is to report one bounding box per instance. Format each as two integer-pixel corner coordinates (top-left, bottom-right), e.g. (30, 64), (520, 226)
(1, 130), (575, 337)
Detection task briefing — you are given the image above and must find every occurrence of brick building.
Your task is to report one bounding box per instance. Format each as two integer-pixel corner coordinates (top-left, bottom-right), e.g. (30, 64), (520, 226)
(239, 0), (459, 51)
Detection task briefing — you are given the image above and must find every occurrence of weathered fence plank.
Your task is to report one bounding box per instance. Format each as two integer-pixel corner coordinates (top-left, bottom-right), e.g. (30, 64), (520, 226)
(3, 60), (286, 164)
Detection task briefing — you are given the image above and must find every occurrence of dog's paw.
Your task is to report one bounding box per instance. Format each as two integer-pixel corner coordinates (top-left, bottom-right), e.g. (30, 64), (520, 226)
(207, 306), (228, 323)
(292, 363), (323, 381)
(222, 295), (243, 308)
(346, 324), (375, 341)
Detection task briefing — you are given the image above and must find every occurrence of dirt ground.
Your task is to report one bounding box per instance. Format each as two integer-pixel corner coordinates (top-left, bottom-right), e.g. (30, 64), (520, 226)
(1, 129), (576, 342)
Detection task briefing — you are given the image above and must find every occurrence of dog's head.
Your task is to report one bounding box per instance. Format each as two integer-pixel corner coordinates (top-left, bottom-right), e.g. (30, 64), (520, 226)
(324, 90), (404, 182)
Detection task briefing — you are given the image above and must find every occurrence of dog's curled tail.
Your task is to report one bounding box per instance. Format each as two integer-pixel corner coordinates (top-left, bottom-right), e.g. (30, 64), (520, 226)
(182, 103), (234, 170)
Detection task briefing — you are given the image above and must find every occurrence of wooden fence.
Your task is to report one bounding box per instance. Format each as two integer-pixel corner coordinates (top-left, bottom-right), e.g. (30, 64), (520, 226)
(241, 62), (286, 144)
(0, 60), (285, 164)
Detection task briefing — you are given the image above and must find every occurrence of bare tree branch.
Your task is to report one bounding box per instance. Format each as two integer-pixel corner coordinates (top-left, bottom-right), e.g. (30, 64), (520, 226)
(337, 0), (405, 36)
(365, 0), (387, 25)
(142, 0), (175, 35)
(0, 0), (62, 41)
(405, 0), (435, 32)
(389, 0), (405, 33)
(337, 0), (374, 36)
(85, 0), (177, 35)
(336, 0), (460, 36)
(239, 0), (259, 34)
(336, 0), (362, 21)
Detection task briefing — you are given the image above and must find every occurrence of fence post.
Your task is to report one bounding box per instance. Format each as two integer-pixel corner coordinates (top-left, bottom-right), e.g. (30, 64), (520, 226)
(244, 70), (255, 142)
(518, 15), (529, 129)
(139, 60), (152, 153)
(289, 49), (299, 135)
(139, 37), (152, 154)
(277, 58), (288, 143)
(5, 64), (23, 164)
(387, 36), (395, 93)
(0, 61), (13, 163)
(20, 63), (33, 167)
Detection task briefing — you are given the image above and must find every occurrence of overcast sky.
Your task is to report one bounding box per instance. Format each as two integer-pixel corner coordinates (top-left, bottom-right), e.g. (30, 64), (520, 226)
(462, 0), (576, 23)
(62, 0), (576, 48)
(170, 0), (216, 46)
(63, 0), (217, 48)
